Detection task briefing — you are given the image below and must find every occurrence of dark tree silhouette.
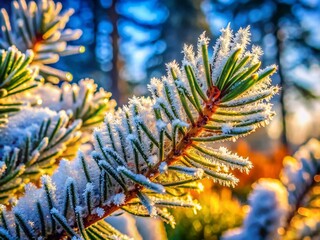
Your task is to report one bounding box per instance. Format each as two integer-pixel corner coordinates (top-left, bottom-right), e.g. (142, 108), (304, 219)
(207, 0), (320, 149)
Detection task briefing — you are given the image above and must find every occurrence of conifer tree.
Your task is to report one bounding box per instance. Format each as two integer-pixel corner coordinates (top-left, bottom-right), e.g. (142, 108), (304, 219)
(0, 1), (279, 239)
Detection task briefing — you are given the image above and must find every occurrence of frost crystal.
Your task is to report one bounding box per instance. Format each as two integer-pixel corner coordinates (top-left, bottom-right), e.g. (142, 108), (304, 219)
(198, 31), (210, 47)
(194, 168), (204, 178)
(172, 119), (189, 128)
(95, 207), (105, 217)
(221, 123), (233, 134)
(218, 147), (228, 155)
(156, 120), (167, 131)
(0, 162), (6, 177)
(231, 26), (251, 51)
(75, 206), (83, 214)
(148, 155), (158, 166)
(159, 162), (168, 173)
(113, 193), (126, 206)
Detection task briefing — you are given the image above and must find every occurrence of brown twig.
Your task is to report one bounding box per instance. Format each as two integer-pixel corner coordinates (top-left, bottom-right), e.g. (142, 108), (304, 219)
(84, 86), (220, 225)
(50, 86), (221, 239)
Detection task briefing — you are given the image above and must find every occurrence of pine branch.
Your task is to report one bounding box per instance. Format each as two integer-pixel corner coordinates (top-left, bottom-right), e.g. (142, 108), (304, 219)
(0, 26), (278, 239)
(0, 51), (115, 205)
(223, 138), (320, 240)
(222, 179), (289, 240)
(280, 139), (320, 239)
(0, 107), (82, 204)
(0, 47), (41, 128)
(15, 78), (117, 133)
(0, 47), (114, 133)
(0, 0), (84, 83)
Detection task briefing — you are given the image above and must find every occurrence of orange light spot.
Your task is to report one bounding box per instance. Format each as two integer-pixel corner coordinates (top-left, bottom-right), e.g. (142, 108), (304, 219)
(314, 175), (320, 183)
(277, 227), (285, 235)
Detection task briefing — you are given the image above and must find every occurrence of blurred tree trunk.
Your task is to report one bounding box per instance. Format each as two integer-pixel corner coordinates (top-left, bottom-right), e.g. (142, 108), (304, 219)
(273, 4), (289, 150)
(107, 0), (126, 103)
(275, 27), (289, 150)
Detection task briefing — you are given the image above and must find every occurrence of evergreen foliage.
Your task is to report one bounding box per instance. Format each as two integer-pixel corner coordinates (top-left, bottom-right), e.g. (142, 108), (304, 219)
(0, 1), (280, 239)
(1, 23), (277, 239)
(0, 0), (85, 83)
(224, 139), (320, 240)
(0, 1), (115, 206)
(0, 47), (40, 128)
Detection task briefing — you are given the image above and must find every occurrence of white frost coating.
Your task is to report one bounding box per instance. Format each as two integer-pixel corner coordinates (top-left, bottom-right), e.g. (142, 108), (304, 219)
(156, 120), (167, 131)
(133, 115), (142, 125)
(221, 123), (233, 134)
(218, 25), (232, 56)
(196, 146), (252, 173)
(223, 179), (289, 240)
(41, 175), (56, 192)
(95, 207), (105, 217)
(113, 193), (126, 206)
(0, 107), (58, 148)
(50, 208), (60, 215)
(0, 26), (278, 239)
(231, 26), (251, 53)
(262, 64), (278, 73)
(71, 237), (81, 240)
(159, 162), (168, 173)
(75, 206), (83, 214)
(0, 162), (6, 177)
(149, 206), (158, 218)
(219, 147), (228, 155)
(171, 166), (204, 178)
(174, 79), (186, 89)
(85, 182), (94, 192)
(198, 31), (210, 46)
(229, 125), (255, 135)
(250, 45), (263, 64)
(126, 134), (135, 142)
(194, 168), (204, 178)
(172, 119), (189, 128)
(28, 220), (35, 228)
(224, 140), (320, 240)
(166, 61), (180, 76)
(16, 79), (114, 131)
(281, 138), (320, 205)
(148, 155), (158, 166)
(0, 0), (82, 63)
(117, 166), (165, 194)
(211, 25), (233, 81)
(148, 78), (161, 96)
(50, 208), (70, 227)
(182, 44), (196, 66)
(219, 88), (278, 107)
